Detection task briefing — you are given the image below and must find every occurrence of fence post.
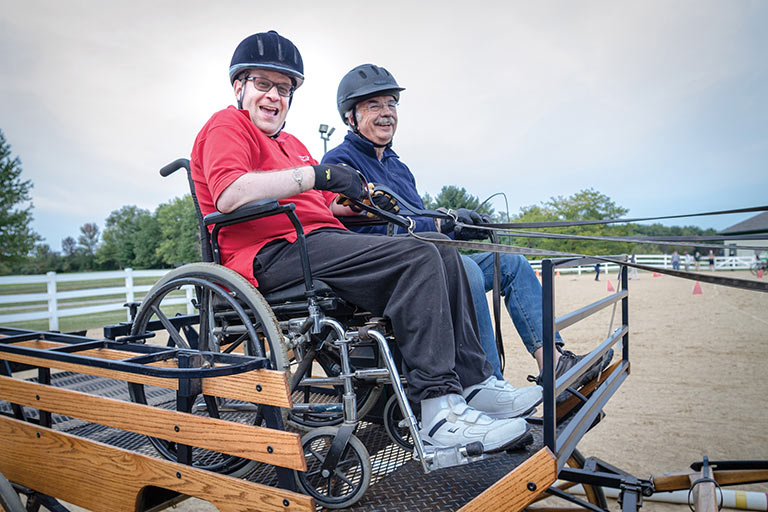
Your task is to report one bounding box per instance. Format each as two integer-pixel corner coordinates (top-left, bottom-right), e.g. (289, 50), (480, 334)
(185, 286), (194, 315)
(46, 271), (58, 331)
(578, 265), (582, 276)
(125, 268), (134, 321)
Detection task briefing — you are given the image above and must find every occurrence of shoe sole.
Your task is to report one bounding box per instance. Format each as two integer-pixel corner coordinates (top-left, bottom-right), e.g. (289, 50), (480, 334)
(483, 423), (532, 454)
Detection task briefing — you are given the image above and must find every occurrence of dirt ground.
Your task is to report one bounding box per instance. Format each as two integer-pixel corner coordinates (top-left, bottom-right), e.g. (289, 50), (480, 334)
(507, 269), (768, 512)
(68, 269), (767, 511)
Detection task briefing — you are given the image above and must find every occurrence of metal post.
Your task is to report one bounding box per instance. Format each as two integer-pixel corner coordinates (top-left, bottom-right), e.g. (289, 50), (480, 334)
(621, 264), (629, 363)
(542, 259), (556, 453)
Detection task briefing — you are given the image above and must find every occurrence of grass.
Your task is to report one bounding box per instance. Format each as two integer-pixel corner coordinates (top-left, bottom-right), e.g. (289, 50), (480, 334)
(0, 276), (162, 295)
(4, 304), (190, 334)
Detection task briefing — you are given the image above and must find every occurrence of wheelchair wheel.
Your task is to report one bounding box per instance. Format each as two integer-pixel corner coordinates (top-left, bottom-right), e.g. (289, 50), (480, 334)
(288, 340), (383, 430)
(295, 426), (371, 509)
(128, 263), (288, 476)
(0, 471), (24, 512)
(383, 393), (415, 451)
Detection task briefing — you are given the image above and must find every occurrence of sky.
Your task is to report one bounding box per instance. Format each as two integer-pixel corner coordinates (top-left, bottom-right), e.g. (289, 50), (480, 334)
(1, 1), (767, 249)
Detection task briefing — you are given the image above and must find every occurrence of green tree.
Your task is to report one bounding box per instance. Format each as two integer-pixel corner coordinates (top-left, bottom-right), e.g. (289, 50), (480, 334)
(0, 130), (40, 273)
(97, 206), (151, 269)
(155, 195), (200, 266)
(421, 185), (495, 216)
(77, 222), (100, 269)
(513, 188), (634, 255)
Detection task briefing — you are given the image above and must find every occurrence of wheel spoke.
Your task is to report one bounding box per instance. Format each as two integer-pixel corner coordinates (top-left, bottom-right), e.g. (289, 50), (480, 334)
(150, 305), (190, 349)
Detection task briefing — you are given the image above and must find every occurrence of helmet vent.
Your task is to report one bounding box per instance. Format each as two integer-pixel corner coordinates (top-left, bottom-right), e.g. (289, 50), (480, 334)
(358, 70), (367, 79)
(257, 37), (264, 56)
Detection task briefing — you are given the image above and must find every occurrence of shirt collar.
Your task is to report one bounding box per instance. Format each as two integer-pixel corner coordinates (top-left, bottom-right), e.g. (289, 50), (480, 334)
(345, 130), (398, 160)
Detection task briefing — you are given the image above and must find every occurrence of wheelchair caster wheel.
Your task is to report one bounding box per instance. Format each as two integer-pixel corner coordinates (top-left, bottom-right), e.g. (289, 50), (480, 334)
(295, 426), (371, 509)
(383, 393), (416, 451)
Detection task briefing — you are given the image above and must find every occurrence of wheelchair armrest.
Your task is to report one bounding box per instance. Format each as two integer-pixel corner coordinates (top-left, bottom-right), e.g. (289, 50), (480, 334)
(337, 216), (388, 229)
(204, 199), (283, 227)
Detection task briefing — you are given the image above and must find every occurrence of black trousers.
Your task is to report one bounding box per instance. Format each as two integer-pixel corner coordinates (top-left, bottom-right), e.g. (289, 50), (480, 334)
(253, 228), (492, 403)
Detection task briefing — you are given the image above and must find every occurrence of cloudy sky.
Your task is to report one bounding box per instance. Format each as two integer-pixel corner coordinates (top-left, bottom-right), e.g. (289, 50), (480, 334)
(2, 1), (766, 249)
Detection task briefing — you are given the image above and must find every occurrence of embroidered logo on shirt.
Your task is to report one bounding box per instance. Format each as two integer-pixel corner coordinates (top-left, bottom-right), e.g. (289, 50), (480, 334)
(299, 155), (310, 162)
(326, 169), (331, 180)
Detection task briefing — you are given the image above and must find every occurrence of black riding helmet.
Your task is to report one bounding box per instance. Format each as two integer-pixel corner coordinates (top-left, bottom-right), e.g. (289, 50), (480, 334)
(337, 64), (404, 148)
(230, 30), (304, 87)
(230, 31), (304, 135)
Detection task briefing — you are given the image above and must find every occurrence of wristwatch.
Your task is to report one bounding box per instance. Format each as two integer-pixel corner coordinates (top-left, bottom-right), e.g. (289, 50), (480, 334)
(292, 168), (303, 191)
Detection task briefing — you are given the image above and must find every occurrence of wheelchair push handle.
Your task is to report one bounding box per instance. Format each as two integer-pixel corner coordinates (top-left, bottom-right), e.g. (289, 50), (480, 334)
(159, 158), (191, 177)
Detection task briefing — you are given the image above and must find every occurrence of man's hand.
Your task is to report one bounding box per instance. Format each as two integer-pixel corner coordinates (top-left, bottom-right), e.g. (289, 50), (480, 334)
(439, 208), (490, 240)
(369, 185), (400, 215)
(335, 183), (400, 217)
(312, 164), (366, 200)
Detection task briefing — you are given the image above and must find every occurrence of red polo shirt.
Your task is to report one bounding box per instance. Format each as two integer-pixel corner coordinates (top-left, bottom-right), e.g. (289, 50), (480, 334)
(190, 106), (345, 287)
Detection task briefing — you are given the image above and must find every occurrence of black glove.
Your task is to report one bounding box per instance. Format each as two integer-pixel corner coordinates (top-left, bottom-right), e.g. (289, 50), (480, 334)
(369, 185), (400, 215)
(440, 208), (489, 241)
(312, 164), (366, 200)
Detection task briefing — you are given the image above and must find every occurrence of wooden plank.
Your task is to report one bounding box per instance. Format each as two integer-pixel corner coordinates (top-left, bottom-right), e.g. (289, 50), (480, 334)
(0, 348), (292, 408)
(0, 416), (314, 512)
(690, 471), (718, 512)
(653, 469), (768, 491)
(556, 360), (624, 419)
(0, 376), (305, 471)
(458, 448), (557, 512)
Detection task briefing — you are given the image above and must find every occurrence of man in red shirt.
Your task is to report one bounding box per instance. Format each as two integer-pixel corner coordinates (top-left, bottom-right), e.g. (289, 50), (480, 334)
(190, 31), (541, 453)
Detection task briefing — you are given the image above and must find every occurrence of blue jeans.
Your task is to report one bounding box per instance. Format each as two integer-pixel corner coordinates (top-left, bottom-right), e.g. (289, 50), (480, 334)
(464, 253), (564, 373)
(461, 256), (503, 379)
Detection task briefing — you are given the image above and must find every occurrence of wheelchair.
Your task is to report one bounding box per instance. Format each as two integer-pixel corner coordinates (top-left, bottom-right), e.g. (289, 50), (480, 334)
(117, 158), (505, 509)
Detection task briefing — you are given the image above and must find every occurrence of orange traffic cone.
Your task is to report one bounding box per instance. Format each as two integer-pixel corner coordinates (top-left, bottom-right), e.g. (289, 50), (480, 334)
(692, 282), (703, 295)
(607, 280), (615, 292)
(652, 272), (661, 278)
(556, 270), (561, 277)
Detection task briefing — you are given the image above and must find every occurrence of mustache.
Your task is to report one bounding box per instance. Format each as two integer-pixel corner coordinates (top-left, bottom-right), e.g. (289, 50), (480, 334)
(374, 116), (396, 126)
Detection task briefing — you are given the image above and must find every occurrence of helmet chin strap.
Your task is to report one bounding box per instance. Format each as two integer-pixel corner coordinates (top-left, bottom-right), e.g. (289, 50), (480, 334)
(349, 106), (393, 149)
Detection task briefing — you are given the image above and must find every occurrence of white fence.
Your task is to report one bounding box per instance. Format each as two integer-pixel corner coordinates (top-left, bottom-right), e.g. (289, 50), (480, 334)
(0, 254), (758, 331)
(527, 254), (756, 274)
(0, 268), (178, 331)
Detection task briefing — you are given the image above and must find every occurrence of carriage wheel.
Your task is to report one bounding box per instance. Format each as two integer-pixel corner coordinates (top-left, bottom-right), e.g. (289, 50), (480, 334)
(128, 263), (289, 477)
(295, 427), (371, 509)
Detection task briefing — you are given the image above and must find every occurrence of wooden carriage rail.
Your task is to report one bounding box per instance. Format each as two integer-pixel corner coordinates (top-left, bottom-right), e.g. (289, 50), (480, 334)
(541, 257), (631, 472)
(0, 415), (314, 512)
(0, 375), (304, 470)
(0, 329), (292, 408)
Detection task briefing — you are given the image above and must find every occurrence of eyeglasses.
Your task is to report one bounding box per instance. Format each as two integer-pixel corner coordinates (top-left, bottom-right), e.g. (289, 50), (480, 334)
(361, 100), (398, 114)
(244, 76), (294, 97)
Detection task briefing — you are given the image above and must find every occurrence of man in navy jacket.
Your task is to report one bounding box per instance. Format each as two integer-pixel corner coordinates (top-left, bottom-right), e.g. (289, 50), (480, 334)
(324, 64), (612, 391)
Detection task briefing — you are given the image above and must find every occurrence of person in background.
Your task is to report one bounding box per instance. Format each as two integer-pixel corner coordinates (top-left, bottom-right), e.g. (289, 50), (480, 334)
(671, 251), (680, 270)
(708, 249), (716, 271)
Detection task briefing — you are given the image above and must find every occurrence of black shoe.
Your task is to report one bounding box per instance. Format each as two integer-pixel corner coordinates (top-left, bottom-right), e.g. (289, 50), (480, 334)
(529, 348), (614, 402)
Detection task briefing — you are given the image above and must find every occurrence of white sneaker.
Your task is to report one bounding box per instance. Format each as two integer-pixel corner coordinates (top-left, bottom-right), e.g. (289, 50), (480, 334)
(419, 394), (529, 454)
(463, 376), (542, 419)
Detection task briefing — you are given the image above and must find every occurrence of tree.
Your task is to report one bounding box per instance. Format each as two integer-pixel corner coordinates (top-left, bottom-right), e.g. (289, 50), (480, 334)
(96, 206), (151, 269)
(155, 195), (200, 266)
(512, 188), (634, 255)
(0, 129), (40, 273)
(421, 185), (495, 216)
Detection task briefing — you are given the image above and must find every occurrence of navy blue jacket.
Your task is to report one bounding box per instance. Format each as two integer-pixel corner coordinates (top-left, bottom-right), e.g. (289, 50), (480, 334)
(322, 132), (436, 235)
